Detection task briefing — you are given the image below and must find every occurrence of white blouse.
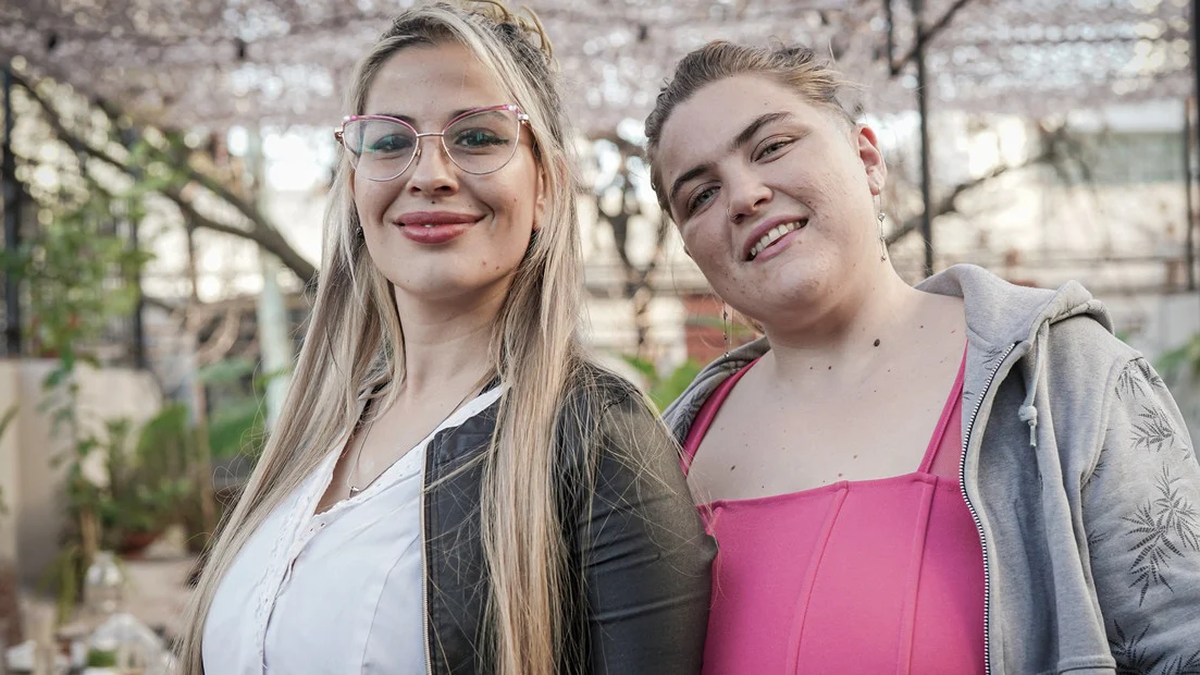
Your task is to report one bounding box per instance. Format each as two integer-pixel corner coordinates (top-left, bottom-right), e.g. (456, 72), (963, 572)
(203, 387), (503, 675)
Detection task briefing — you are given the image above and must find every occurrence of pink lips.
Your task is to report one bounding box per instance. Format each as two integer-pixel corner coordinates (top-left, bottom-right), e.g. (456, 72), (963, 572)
(743, 216), (808, 262)
(751, 228), (803, 263)
(395, 210), (482, 245)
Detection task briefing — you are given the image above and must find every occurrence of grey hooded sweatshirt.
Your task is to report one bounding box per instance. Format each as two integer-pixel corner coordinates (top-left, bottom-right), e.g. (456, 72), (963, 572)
(663, 264), (1200, 674)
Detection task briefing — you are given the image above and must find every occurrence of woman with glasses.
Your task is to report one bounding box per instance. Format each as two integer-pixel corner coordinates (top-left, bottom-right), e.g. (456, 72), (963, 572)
(177, 3), (713, 674)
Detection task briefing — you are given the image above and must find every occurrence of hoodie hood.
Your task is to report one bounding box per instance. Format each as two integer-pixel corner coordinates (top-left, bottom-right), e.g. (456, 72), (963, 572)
(917, 263), (1111, 352)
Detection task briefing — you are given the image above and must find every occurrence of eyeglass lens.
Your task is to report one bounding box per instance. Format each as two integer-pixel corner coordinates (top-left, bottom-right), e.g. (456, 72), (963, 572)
(341, 108), (522, 179)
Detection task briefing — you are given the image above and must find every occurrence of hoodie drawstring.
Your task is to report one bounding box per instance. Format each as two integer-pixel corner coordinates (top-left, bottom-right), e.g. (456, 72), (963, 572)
(1018, 323), (1049, 449)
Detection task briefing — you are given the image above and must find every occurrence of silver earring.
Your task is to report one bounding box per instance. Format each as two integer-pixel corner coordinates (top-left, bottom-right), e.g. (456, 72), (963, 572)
(722, 303), (731, 357)
(877, 211), (888, 261)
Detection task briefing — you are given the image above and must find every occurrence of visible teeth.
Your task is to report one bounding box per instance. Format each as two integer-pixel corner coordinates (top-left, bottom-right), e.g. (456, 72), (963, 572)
(749, 220), (804, 260)
(423, 223), (435, 228)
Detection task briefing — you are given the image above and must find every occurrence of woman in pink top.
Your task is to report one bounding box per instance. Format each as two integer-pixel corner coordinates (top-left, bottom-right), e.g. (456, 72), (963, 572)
(643, 41), (1200, 674)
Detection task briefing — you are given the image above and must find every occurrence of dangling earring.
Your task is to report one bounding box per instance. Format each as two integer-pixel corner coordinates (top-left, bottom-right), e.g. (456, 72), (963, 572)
(722, 303), (731, 357)
(877, 211), (888, 261)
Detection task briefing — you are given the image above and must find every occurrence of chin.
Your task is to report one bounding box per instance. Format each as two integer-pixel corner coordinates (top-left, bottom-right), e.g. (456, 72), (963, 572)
(756, 272), (830, 312)
(399, 270), (516, 303)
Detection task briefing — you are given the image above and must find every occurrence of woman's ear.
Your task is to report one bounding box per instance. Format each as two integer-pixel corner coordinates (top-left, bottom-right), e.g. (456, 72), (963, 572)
(855, 124), (888, 196)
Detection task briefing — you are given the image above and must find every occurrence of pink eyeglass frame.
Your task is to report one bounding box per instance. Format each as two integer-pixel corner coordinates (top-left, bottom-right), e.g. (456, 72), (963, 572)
(334, 104), (531, 180)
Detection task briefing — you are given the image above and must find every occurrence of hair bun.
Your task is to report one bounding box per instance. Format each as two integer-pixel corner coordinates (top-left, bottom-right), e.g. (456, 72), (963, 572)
(463, 0), (555, 63)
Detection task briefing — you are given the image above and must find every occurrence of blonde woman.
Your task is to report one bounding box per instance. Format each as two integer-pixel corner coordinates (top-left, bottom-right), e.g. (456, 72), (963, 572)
(177, 4), (713, 674)
(645, 42), (1200, 673)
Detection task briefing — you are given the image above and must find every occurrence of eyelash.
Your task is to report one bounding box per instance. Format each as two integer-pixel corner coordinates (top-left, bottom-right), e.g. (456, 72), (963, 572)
(681, 135), (796, 217)
(684, 187), (715, 215)
(755, 137), (793, 160)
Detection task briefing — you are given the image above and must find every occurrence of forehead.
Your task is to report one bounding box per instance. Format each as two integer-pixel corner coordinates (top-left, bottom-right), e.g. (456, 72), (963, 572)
(364, 42), (509, 120)
(656, 74), (831, 184)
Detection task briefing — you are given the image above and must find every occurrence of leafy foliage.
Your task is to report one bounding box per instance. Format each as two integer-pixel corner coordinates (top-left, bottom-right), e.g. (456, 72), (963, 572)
(199, 357), (270, 460)
(0, 183), (152, 374)
(1156, 334), (1200, 385)
(621, 356), (702, 413)
(1122, 467), (1200, 605)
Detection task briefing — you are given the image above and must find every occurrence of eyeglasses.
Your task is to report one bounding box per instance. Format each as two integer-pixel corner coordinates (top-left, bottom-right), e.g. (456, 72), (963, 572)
(334, 104), (531, 182)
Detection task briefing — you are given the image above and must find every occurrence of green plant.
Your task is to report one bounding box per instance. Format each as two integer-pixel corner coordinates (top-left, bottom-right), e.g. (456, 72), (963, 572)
(131, 403), (217, 553)
(1156, 333), (1200, 383)
(37, 542), (86, 624)
(98, 416), (194, 551)
(1, 190), (151, 367)
(200, 357), (282, 461)
(0, 126), (168, 625)
(39, 406), (202, 620)
(621, 356), (703, 413)
(87, 648), (118, 667)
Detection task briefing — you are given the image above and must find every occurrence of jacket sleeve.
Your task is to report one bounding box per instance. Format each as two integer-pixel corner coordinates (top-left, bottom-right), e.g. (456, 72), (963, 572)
(1083, 356), (1200, 673)
(575, 392), (715, 675)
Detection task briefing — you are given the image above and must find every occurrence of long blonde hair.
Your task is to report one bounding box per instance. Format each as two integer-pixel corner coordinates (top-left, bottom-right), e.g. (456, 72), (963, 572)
(177, 4), (587, 674)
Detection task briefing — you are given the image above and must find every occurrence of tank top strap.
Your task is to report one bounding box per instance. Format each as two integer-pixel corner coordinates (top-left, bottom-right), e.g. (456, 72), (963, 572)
(681, 358), (761, 476)
(919, 345), (969, 478)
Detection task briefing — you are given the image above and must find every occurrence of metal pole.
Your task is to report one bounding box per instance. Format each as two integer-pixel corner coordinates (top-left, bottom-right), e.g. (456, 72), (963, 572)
(1186, 99), (1196, 291)
(884, 0), (896, 73)
(248, 129), (292, 432)
(1192, 0), (1200, 291)
(2, 67), (20, 357)
(913, 0), (935, 277)
(120, 127), (147, 369)
(129, 216), (146, 368)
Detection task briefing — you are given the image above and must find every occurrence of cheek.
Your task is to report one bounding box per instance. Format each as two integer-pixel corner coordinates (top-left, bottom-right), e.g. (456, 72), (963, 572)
(353, 178), (388, 221)
(683, 222), (728, 269)
(492, 177), (536, 228)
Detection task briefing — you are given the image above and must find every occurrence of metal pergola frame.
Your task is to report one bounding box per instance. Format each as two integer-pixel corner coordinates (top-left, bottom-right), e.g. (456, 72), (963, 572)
(881, 0), (1199, 282)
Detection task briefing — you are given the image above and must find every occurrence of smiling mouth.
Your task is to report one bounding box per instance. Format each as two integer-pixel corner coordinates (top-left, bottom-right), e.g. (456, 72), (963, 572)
(748, 220), (807, 261)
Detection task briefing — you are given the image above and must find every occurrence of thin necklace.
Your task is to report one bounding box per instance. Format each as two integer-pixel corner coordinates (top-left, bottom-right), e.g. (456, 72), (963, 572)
(346, 375), (488, 498)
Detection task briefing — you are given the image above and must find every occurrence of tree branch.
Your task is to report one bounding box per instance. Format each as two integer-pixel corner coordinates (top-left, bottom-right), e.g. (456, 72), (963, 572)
(13, 71), (318, 285)
(890, 0), (975, 76)
(163, 187), (317, 281)
(886, 149), (1051, 246)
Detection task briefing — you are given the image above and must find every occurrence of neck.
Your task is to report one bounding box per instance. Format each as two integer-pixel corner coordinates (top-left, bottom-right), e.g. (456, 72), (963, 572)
(392, 283), (506, 397)
(759, 263), (922, 383)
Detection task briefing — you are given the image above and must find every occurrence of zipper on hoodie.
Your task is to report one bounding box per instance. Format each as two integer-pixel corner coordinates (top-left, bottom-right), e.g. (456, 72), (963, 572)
(960, 342), (1016, 675)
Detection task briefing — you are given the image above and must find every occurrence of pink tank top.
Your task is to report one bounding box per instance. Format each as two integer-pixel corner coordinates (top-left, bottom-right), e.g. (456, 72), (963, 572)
(682, 354), (984, 674)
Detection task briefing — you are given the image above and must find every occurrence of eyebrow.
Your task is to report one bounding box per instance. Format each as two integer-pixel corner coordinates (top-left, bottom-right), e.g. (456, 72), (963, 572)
(667, 111), (794, 205)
